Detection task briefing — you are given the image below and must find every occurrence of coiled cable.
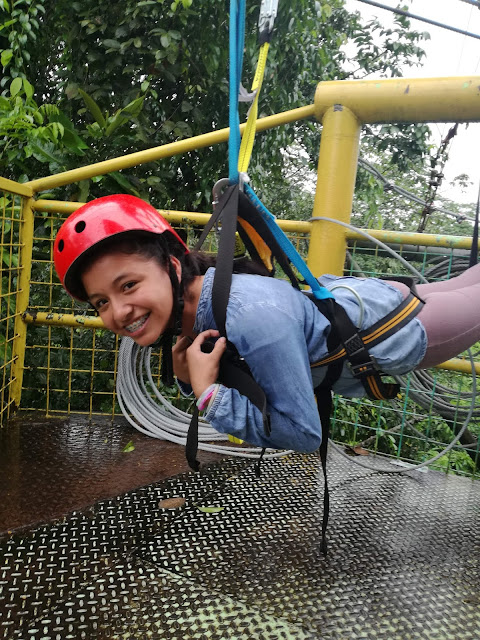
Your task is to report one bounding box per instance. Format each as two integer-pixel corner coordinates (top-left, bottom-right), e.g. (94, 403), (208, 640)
(116, 337), (291, 459)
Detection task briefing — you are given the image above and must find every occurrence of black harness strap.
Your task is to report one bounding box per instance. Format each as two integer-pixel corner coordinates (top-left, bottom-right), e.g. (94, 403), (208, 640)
(310, 283), (424, 401)
(315, 387), (332, 555)
(185, 341), (271, 472)
(211, 184), (240, 337)
(312, 297), (341, 555)
(185, 185), (271, 471)
(185, 405), (201, 472)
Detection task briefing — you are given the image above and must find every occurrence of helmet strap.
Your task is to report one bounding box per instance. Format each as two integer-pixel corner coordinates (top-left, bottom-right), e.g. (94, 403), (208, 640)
(159, 261), (184, 386)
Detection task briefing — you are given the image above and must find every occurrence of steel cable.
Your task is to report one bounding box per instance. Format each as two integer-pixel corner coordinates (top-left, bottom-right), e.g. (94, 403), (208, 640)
(116, 336), (292, 459)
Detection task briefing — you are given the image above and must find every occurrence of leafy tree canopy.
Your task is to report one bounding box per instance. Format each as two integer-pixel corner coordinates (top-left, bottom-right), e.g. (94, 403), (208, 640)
(0, 0), (431, 213)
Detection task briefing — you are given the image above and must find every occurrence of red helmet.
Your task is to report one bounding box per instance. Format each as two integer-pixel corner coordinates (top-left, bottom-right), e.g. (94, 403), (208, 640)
(54, 194), (188, 300)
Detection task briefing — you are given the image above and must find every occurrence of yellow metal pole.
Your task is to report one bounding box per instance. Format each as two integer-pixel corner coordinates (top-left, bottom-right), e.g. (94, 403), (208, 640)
(314, 76), (480, 124)
(308, 105), (361, 276)
(435, 358), (480, 376)
(26, 105), (316, 193)
(348, 228), (480, 251)
(22, 316), (479, 374)
(23, 311), (104, 330)
(10, 197), (35, 411)
(29, 199), (480, 250)
(31, 199), (313, 233)
(0, 177), (33, 197)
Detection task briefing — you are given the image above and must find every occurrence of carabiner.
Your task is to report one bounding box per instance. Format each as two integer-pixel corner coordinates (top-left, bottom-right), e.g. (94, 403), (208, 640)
(258, 0), (278, 37)
(212, 178), (230, 210)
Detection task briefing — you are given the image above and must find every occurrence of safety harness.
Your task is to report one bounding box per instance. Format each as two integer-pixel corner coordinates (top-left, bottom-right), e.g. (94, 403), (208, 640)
(184, 180), (425, 553)
(183, 0), (426, 554)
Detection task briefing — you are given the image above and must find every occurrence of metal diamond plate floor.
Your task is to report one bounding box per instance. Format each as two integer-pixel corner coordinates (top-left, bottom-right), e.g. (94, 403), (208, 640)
(1, 418), (480, 639)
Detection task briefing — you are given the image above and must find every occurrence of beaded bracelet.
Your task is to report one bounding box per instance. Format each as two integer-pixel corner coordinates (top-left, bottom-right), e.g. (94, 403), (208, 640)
(196, 384), (219, 411)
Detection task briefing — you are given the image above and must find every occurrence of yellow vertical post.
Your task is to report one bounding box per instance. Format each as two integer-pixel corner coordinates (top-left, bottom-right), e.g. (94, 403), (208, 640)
(308, 105), (361, 276)
(10, 196), (35, 411)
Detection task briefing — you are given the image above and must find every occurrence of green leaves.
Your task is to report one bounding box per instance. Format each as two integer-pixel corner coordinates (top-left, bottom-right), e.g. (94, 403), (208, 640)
(106, 96), (145, 136)
(77, 89), (146, 139)
(0, 48), (12, 66)
(22, 77), (33, 99)
(122, 440), (135, 452)
(78, 89), (106, 128)
(10, 76), (21, 96)
(0, 0), (45, 81)
(102, 38), (121, 50)
(194, 505), (225, 514)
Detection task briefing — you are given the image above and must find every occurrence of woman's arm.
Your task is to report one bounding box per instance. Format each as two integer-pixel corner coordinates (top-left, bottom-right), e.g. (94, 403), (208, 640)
(203, 304), (323, 453)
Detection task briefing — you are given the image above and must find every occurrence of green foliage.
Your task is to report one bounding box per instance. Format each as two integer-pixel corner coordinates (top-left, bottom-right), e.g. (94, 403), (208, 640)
(424, 446), (476, 474)
(0, 77), (88, 177)
(344, 10), (429, 79)
(0, 0), (45, 82)
(0, 0), (431, 207)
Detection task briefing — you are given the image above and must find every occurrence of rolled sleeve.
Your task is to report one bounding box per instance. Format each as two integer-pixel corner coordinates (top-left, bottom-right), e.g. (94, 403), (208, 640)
(204, 303), (323, 453)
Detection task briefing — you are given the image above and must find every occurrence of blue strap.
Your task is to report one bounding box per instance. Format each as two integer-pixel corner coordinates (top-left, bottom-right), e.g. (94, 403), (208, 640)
(227, 3), (333, 302)
(245, 185), (334, 300)
(228, 0), (246, 184)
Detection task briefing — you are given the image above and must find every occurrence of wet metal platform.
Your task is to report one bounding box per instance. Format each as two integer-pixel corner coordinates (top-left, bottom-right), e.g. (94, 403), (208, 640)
(1, 417), (480, 639)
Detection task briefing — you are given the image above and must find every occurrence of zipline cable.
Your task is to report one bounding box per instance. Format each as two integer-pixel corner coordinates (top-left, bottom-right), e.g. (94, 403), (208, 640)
(458, 0), (480, 8)
(355, 0), (480, 41)
(358, 158), (476, 223)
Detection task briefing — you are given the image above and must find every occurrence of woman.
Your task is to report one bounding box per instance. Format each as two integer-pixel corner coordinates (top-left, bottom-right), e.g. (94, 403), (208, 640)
(54, 194), (480, 453)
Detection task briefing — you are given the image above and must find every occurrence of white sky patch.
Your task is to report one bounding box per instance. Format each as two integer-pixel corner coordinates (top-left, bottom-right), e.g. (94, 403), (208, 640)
(343, 0), (480, 204)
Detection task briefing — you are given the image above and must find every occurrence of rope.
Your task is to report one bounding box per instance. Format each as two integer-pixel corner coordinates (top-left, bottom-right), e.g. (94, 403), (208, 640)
(237, 41), (270, 175)
(228, 0), (246, 184)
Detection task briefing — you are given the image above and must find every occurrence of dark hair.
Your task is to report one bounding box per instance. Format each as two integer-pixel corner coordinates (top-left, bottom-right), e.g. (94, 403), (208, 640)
(71, 230), (270, 301)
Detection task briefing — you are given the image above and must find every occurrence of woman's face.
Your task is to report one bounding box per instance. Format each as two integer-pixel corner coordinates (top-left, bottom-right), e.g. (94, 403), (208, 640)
(82, 250), (181, 346)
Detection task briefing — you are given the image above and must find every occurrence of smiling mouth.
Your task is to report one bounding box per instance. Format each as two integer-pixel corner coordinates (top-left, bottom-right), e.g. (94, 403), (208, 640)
(125, 313), (150, 333)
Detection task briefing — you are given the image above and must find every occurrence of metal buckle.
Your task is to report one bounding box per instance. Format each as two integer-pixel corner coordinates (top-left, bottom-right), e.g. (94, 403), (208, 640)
(212, 178), (230, 210)
(258, 0), (278, 35)
(348, 356), (378, 379)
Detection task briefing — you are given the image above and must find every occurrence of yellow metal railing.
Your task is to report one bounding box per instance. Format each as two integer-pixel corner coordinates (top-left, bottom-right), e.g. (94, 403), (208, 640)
(1, 76), (480, 428)
(0, 186), (31, 423)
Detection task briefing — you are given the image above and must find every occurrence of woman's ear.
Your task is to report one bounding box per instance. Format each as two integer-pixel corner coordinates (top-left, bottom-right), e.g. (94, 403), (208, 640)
(170, 256), (182, 282)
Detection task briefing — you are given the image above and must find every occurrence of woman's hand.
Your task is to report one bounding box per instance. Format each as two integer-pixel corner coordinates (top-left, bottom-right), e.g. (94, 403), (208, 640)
(186, 329), (227, 398)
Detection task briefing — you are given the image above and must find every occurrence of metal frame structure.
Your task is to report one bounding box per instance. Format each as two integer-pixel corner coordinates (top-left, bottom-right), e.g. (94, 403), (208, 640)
(1, 75), (480, 428)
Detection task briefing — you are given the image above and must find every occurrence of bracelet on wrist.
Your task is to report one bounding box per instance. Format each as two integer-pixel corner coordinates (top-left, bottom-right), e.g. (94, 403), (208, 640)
(196, 384), (219, 411)
(205, 383), (220, 412)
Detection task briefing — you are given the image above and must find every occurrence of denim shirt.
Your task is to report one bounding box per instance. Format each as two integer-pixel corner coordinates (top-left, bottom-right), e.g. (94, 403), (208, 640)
(190, 268), (427, 453)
